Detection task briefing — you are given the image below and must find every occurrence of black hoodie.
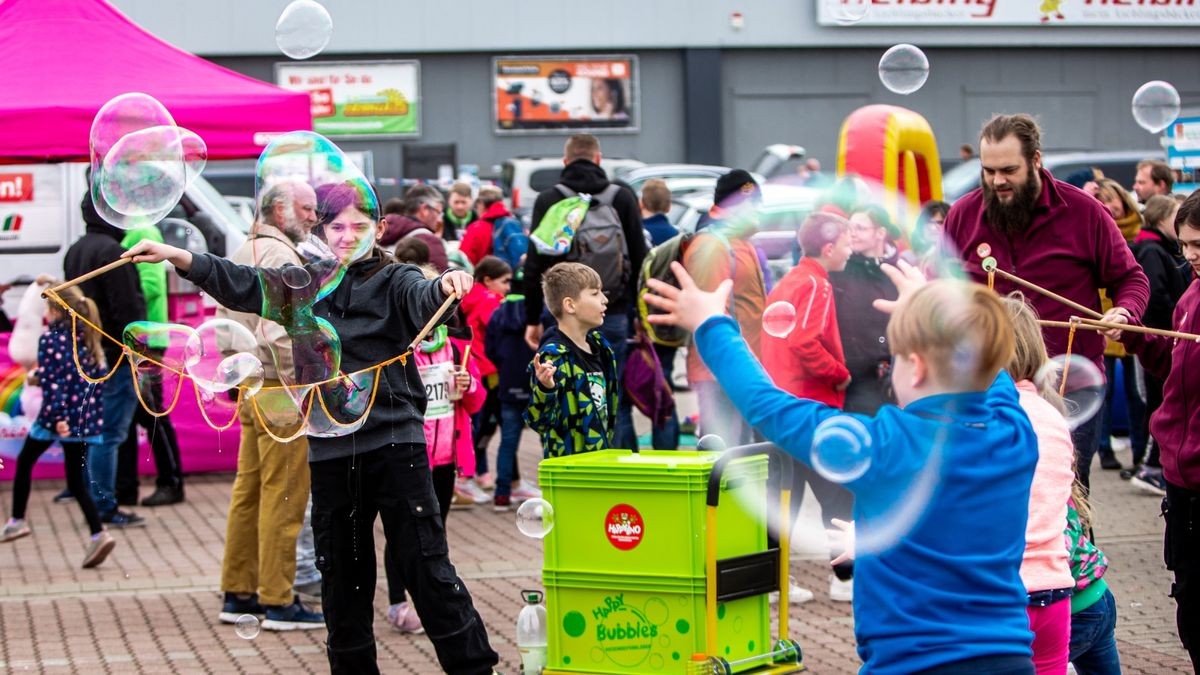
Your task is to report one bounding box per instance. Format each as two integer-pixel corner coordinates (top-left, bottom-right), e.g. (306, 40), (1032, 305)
(181, 251), (455, 462)
(63, 193), (146, 365)
(523, 159), (645, 325)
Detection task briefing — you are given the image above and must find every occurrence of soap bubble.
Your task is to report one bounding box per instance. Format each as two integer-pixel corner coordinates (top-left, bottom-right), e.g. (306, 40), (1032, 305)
(1131, 80), (1180, 133)
(89, 93), (207, 230)
(696, 434), (727, 452)
(827, 0), (869, 25)
(762, 301), (798, 339)
(275, 0), (333, 60)
(1035, 354), (1105, 430)
(308, 370), (375, 437)
(216, 352), (266, 398)
(878, 44), (929, 95)
(123, 321), (198, 414)
(281, 265), (312, 290)
(184, 319), (260, 393)
(811, 415), (873, 483)
(515, 498), (555, 539)
(234, 614), (260, 639)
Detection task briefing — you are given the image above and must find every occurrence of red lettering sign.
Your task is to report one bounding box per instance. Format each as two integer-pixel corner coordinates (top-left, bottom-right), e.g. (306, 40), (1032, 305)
(309, 88), (335, 118)
(0, 173), (33, 202)
(605, 504), (645, 551)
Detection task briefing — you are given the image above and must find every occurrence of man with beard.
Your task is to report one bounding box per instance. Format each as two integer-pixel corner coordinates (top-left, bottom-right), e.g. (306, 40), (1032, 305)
(215, 179), (325, 631)
(944, 113), (1149, 493)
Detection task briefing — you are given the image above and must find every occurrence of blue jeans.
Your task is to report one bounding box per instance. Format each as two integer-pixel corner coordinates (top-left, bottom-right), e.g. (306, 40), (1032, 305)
(1068, 588), (1121, 674)
(89, 365), (138, 516)
(599, 312), (636, 450)
(493, 402), (525, 498)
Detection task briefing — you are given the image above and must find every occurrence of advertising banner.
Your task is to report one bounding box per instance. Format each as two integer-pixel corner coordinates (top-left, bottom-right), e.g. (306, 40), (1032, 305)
(817, 0), (1200, 26)
(494, 55), (638, 134)
(275, 60), (420, 138)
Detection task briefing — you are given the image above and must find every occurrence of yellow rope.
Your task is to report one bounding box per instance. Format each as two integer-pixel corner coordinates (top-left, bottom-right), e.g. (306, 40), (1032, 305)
(987, 270), (995, 292)
(312, 367), (385, 430)
(249, 387), (314, 444)
(128, 356), (186, 419)
(1059, 321), (1078, 398)
(190, 379), (241, 431)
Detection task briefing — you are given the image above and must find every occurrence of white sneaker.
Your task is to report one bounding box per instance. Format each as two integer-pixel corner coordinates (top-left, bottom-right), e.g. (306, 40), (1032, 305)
(456, 478), (492, 505)
(511, 480), (542, 503)
(829, 575), (853, 603)
(769, 582), (814, 605)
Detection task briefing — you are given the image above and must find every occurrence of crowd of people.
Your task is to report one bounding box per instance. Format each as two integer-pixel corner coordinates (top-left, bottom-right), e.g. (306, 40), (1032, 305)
(0, 113), (1196, 674)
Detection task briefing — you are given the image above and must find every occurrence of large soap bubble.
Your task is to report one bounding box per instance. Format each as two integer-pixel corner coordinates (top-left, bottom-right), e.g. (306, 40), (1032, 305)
(89, 93), (207, 229)
(184, 319), (262, 394)
(878, 44), (930, 95)
(762, 301), (797, 339)
(1035, 354), (1105, 430)
(275, 0), (333, 60)
(1131, 80), (1180, 134)
(811, 415), (873, 483)
(516, 498), (556, 539)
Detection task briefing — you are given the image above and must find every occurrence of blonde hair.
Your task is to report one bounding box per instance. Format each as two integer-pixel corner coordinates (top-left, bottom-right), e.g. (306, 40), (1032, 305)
(886, 280), (1013, 391)
(48, 286), (106, 370)
(542, 262), (602, 319)
(1002, 293), (1065, 414)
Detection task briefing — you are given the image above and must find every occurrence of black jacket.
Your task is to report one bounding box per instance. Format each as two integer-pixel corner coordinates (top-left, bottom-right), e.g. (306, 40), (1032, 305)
(523, 159), (646, 325)
(829, 250), (900, 415)
(183, 251), (454, 462)
(1132, 230), (1191, 330)
(485, 296), (534, 404)
(63, 194), (146, 365)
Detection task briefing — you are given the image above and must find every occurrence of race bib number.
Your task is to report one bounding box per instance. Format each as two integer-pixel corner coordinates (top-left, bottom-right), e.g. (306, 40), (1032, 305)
(418, 362), (455, 420)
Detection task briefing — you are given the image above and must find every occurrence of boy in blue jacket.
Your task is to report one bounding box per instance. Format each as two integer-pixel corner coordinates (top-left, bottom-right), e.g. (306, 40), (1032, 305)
(644, 260), (1039, 675)
(524, 262), (618, 458)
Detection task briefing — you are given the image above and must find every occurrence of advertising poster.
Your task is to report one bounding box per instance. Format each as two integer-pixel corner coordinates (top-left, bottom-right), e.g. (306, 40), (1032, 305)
(275, 60), (420, 138)
(494, 56), (638, 134)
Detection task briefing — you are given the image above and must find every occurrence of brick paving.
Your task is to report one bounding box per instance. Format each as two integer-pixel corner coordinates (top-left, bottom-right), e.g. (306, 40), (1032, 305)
(0, 392), (1191, 674)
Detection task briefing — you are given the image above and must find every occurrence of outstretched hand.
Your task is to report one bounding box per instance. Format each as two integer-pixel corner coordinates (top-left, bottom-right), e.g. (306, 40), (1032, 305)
(123, 240), (193, 272)
(441, 270), (473, 298)
(642, 262), (733, 334)
(872, 259), (928, 315)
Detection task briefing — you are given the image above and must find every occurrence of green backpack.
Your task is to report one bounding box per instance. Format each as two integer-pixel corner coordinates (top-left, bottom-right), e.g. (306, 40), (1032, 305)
(637, 230), (736, 347)
(530, 192), (591, 256)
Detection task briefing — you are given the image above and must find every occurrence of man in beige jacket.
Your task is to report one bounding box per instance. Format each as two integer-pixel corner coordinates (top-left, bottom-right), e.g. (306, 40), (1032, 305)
(216, 180), (326, 631)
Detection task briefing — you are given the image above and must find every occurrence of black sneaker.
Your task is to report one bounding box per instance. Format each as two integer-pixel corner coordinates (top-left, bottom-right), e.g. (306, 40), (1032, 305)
(53, 489), (74, 503)
(100, 510), (146, 528)
(219, 592), (265, 624)
(1132, 466), (1167, 496)
(1099, 451), (1123, 471)
(262, 596), (324, 631)
(141, 486), (184, 507)
(1120, 463), (1142, 480)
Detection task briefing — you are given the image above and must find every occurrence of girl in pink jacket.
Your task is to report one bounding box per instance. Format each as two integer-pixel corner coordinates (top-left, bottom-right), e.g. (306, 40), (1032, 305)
(384, 324), (486, 634)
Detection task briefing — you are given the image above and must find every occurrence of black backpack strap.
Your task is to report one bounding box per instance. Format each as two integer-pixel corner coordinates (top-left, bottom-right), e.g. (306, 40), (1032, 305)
(555, 184), (577, 198)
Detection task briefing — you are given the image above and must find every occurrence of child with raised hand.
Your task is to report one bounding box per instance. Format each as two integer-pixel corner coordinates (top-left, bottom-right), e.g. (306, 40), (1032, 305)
(2, 283), (116, 569)
(644, 260), (1039, 675)
(1002, 295), (1077, 674)
(123, 183), (500, 675)
(525, 262), (617, 458)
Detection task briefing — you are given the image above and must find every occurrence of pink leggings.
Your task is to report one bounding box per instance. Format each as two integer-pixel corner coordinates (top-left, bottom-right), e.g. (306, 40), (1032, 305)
(1026, 599), (1071, 674)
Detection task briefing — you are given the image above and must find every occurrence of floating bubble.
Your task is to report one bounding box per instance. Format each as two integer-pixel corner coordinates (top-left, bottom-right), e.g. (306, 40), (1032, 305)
(216, 352), (266, 398)
(696, 434), (727, 452)
(827, 0), (869, 25)
(878, 44), (929, 95)
(89, 93), (207, 230)
(275, 0), (333, 60)
(1131, 80), (1180, 134)
(281, 264), (312, 290)
(184, 319), (260, 393)
(235, 614), (260, 639)
(308, 370), (375, 437)
(811, 415), (873, 483)
(1035, 354), (1105, 430)
(762, 301), (798, 339)
(515, 498), (555, 539)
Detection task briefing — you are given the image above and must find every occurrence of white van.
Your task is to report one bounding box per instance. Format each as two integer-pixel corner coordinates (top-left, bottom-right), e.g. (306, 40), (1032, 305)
(0, 163), (247, 317)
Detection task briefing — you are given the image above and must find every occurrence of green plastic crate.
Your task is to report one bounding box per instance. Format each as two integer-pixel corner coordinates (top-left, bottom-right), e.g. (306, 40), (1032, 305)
(544, 568), (771, 674)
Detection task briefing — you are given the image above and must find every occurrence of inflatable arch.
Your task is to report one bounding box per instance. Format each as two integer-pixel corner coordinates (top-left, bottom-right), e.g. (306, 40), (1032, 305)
(836, 104), (943, 235)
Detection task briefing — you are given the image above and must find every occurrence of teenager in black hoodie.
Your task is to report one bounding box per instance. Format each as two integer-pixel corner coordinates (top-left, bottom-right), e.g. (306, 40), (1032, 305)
(124, 183), (499, 675)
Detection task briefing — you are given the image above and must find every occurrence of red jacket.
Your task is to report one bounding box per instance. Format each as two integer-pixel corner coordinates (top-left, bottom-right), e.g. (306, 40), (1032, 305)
(460, 283), (503, 378)
(944, 169), (1149, 373)
(459, 202), (513, 265)
(1123, 275), (1200, 489)
(760, 257), (849, 407)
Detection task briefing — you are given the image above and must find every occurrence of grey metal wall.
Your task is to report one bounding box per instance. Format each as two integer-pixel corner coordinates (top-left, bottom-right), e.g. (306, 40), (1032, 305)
(209, 51), (686, 195)
(721, 47), (1200, 170)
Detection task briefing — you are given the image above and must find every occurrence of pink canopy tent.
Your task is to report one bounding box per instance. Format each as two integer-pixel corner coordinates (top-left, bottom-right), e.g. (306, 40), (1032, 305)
(0, 0), (311, 162)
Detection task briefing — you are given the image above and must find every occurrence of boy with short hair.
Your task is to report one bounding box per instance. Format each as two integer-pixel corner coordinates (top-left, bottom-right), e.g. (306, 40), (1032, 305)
(524, 262), (618, 458)
(644, 261), (1040, 674)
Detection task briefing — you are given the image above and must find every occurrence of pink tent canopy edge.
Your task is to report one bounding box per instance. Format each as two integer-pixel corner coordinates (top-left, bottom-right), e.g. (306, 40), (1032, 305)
(0, 0), (312, 162)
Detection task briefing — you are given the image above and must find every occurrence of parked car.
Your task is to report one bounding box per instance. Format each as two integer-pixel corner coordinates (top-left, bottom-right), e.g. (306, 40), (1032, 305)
(751, 144), (807, 179)
(941, 150), (1155, 203)
(500, 155), (645, 212)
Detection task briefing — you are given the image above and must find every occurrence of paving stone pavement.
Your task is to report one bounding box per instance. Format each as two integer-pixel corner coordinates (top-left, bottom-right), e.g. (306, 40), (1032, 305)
(0, 392), (1190, 674)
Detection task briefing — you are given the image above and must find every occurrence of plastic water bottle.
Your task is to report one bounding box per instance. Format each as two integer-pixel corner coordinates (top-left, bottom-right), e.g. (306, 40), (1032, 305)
(517, 590), (547, 675)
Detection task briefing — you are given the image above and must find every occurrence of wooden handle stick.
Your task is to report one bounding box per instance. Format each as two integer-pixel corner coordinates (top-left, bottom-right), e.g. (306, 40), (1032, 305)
(44, 258), (132, 297)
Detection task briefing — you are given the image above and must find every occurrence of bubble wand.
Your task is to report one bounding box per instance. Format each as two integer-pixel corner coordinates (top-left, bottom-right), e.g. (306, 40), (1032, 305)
(980, 255), (1103, 320)
(43, 258), (132, 297)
